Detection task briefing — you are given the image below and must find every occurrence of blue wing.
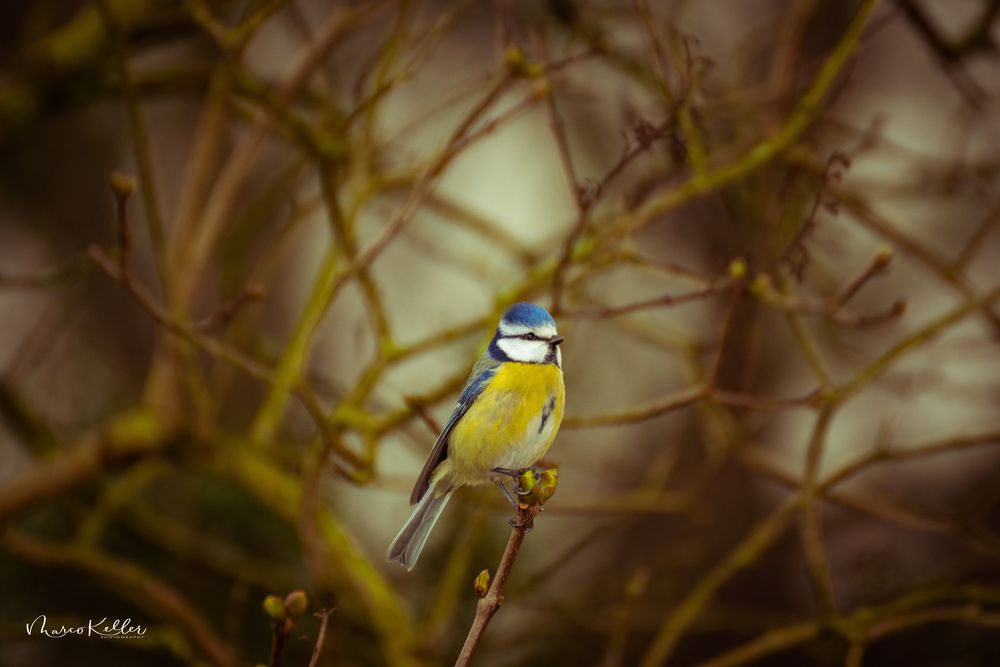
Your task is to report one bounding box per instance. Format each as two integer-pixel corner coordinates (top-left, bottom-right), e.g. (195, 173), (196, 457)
(409, 357), (498, 504)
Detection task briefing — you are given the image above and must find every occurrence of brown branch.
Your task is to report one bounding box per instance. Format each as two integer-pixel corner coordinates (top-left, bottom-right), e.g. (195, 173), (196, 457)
(307, 608), (334, 667)
(823, 428), (1000, 491)
(563, 383), (706, 428)
(953, 199), (1000, 272)
(102, 172), (265, 335)
(195, 283), (267, 332)
(89, 246), (267, 378)
(0, 256), (91, 290)
(403, 395), (444, 436)
(357, 72), (514, 271)
(833, 187), (1000, 334)
(833, 284), (1000, 402)
(834, 248), (893, 308)
(797, 406), (837, 615)
(567, 280), (736, 319)
(549, 115), (670, 313)
(750, 263), (905, 330)
(694, 606), (1000, 667)
(454, 502), (543, 667)
(268, 618), (289, 667)
(736, 447), (959, 535)
(167, 0), (395, 325)
(691, 620), (819, 667)
(710, 388), (822, 412)
(88, 245), (367, 475)
(540, 41), (584, 212)
(0, 412), (167, 523)
(0, 432), (105, 521)
(893, 0), (992, 106)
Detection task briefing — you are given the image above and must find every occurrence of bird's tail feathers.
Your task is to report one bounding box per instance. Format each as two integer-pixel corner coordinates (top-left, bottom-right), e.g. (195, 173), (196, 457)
(386, 486), (453, 570)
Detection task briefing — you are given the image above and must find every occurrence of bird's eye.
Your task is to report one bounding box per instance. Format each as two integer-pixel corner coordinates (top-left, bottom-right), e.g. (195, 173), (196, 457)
(524, 332), (537, 341)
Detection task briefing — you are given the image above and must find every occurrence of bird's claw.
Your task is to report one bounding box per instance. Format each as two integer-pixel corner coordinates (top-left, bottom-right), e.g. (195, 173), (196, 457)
(491, 466), (543, 496)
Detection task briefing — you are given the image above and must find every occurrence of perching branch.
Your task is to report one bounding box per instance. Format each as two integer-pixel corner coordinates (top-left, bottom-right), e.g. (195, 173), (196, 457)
(455, 471), (557, 667)
(454, 503), (541, 667)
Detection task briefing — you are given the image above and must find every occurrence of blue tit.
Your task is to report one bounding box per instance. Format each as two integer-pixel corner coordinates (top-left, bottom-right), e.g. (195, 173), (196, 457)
(387, 302), (566, 570)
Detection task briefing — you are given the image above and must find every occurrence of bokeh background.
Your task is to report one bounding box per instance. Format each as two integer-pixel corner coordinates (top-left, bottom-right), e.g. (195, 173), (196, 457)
(1, 1), (1000, 665)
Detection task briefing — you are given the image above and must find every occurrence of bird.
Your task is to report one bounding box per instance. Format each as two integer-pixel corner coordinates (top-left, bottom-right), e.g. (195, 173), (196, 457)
(387, 302), (566, 570)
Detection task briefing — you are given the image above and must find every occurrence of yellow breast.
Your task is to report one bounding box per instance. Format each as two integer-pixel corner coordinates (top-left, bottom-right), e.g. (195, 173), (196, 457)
(445, 362), (565, 485)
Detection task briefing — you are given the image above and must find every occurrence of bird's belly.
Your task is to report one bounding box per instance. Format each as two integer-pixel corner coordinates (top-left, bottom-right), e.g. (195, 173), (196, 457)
(446, 362), (564, 484)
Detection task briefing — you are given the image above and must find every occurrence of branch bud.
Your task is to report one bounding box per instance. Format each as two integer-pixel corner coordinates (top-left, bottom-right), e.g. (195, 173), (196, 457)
(504, 45), (526, 71)
(516, 468), (540, 506)
(873, 246), (893, 269)
(537, 468), (558, 504)
(474, 569), (491, 598)
(262, 595), (286, 621)
(750, 274), (774, 299)
(110, 171), (136, 199)
(284, 590), (308, 618)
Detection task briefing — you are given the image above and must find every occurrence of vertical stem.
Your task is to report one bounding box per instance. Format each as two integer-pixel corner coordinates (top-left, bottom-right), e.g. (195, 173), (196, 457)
(455, 503), (541, 667)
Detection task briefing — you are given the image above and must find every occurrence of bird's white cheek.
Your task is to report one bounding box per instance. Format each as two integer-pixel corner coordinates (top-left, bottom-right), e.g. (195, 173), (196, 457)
(497, 337), (548, 363)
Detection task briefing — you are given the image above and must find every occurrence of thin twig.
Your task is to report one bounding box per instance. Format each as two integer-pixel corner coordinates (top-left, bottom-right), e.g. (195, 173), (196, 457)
(268, 619), (288, 667)
(455, 502), (543, 667)
(567, 280), (737, 319)
(307, 608), (334, 667)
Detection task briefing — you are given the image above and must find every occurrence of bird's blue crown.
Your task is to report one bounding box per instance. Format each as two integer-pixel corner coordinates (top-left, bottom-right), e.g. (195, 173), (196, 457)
(500, 302), (555, 329)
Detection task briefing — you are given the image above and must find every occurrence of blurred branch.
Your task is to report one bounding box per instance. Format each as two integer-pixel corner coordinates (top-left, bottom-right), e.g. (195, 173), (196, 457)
(307, 608), (333, 667)
(564, 383), (706, 428)
(953, 199), (1000, 272)
(249, 69), (516, 447)
(0, 256), (91, 289)
(1, 529), (238, 667)
(549, 112), (670, 313)
(750, 261), (906, 328)
(423, 504), (489, 647)
(166, 0), (394, 339)
(90, 233), (367, 477)
(0, 382), (60, 454)
(617, 0), (878, 239)
(97, 0), (170, 293)
(737, 446), (960, 535)
(892, 0), (996, 106)
(692, 583), (1000, 667)
(640, 498), (801, 667)
(823, 428), (1000, 490)
(893, 0), (998, 61)
(567, 279), (737, 319)
(832, 186), (1000, 333)
(0, 409), (166, 522)
(797, 406), (837, 615)
(214, 447), (419, 666)
(833, 283), (1000, 401)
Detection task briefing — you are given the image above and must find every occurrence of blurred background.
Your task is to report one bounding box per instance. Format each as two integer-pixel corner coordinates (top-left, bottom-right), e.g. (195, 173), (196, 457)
(1, 0), (1000, 665)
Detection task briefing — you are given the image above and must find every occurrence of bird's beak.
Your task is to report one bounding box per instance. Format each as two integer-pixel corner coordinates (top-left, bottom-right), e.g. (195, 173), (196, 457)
(549, 335), (564, 346)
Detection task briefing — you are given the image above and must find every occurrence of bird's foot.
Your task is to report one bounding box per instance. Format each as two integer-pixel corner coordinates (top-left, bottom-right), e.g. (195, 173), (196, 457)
(493, 478), (519, 509)
(491, 466), (544, 496)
